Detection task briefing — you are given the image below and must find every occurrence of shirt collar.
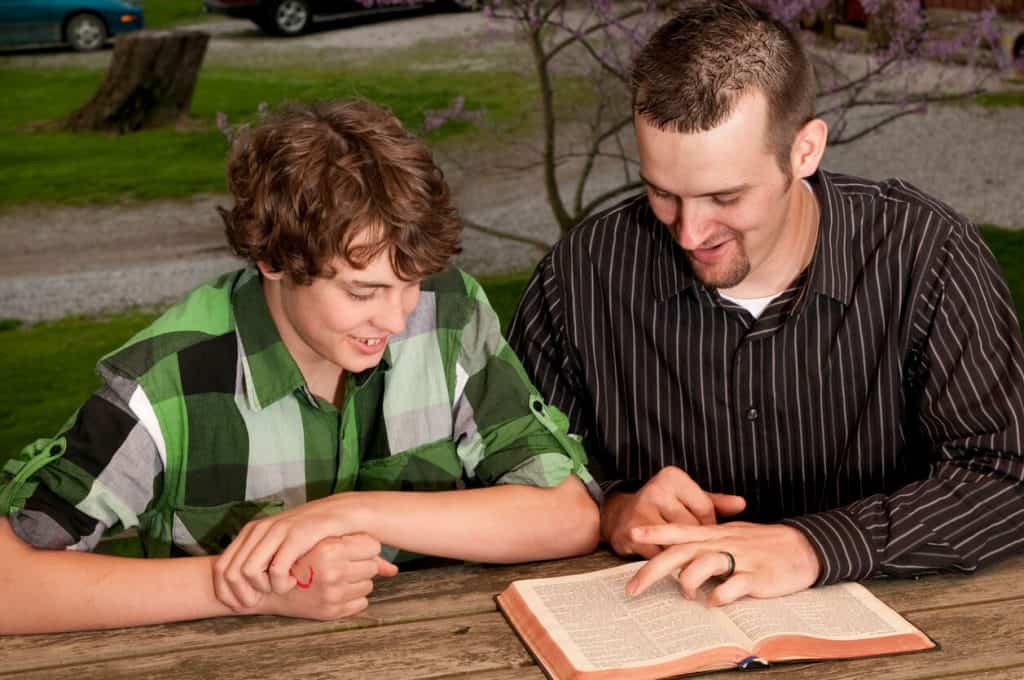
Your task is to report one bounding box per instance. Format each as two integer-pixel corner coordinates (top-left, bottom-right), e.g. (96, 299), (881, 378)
(231, 268), (308, 411)
(803, 169), (855, 307)
(650, 202), (698, 302)
(650, 169), (855, 307)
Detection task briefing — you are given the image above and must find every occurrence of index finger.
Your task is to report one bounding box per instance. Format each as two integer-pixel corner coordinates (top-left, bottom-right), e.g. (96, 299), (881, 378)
(626, 543), (701, 596)
(631, 523), (724, 546)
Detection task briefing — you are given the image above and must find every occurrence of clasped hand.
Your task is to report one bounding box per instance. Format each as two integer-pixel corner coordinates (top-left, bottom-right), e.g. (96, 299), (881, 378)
(212, 496), (397, 619)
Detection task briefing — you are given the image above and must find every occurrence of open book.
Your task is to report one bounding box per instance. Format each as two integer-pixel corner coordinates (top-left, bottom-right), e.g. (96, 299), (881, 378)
(496, 561), (935, 679)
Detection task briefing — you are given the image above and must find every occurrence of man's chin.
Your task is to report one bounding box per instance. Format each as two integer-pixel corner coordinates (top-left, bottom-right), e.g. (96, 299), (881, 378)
(689, 262), (749, 290)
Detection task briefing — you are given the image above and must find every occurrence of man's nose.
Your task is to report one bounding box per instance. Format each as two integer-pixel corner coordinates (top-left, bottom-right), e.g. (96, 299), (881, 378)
(673, 200), (710, 250)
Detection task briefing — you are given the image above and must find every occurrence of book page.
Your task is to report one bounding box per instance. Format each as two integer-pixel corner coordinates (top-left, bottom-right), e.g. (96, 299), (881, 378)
(512, 562), (752, 672)
(721, 582), (917, 643)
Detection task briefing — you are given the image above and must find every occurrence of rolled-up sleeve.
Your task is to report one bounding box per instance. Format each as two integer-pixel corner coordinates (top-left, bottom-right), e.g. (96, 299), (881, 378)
(451, 273), (601, 505)
(2, 378), (162, 552)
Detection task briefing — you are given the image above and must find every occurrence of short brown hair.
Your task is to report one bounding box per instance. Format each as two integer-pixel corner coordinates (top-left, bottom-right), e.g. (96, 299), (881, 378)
(631, 0), (817, 177)
(221, 99), (461, 285)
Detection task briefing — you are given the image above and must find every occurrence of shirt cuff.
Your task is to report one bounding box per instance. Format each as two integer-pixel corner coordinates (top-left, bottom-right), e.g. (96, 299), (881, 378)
(781, 509), (879, 585)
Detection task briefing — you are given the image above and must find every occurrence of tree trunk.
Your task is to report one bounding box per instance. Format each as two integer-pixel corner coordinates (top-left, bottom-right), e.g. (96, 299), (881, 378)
(69, 30), (210, 134)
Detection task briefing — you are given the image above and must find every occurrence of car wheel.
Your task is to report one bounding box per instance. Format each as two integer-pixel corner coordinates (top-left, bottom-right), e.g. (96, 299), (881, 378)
(268, 0), (310, 36)
(66, 13), (107, 51)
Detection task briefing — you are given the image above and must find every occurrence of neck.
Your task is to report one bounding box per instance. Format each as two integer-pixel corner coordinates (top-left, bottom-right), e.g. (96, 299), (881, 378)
(261, 276), (345, 405)
(723, 178), (819, 298)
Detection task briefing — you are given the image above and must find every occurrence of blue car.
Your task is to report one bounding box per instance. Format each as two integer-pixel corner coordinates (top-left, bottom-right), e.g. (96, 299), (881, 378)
(0, 0), (144, 51)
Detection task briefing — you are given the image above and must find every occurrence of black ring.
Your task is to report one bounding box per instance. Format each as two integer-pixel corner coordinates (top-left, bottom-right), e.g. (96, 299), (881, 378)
(721, 551), (736, 578)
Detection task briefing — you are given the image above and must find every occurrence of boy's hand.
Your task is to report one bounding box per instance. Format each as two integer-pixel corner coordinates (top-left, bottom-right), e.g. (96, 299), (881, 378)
(217, 533), (398, 618)
(213, 495), (375, 608)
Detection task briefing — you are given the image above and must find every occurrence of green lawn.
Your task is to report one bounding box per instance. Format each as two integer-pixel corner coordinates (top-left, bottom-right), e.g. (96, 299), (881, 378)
(976, 90), (1024, 108)
(143, 0), (211, 29)
(3, 225), (1024, 464)
(0, 63), (538, 206)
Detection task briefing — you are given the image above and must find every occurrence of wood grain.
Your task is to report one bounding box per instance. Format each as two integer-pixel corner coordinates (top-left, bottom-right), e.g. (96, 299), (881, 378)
(11, 612), (532, 680)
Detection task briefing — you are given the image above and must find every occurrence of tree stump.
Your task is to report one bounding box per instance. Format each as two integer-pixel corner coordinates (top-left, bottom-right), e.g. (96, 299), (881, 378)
(69, 30), (210, 134)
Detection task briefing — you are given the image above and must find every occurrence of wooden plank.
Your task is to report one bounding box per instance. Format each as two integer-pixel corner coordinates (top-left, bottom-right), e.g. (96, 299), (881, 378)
(9, 612), (533, 680)
(864, 554), (1024, 614)
(3, 552), (1022, 674)
(0, 551), (618, 674)
(9, 595), (1024, 680)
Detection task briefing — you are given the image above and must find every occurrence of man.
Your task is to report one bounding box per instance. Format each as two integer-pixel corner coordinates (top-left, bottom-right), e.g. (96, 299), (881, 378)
(508, 0), (1024, 605)
(0, 100), (599, 633)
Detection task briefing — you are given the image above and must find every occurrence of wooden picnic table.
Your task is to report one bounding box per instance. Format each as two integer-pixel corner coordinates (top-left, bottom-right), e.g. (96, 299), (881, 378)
(2, 550), (1022, 679)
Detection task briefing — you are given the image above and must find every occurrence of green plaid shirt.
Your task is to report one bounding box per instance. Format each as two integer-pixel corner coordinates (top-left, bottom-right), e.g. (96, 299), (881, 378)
(1, 267), (598, 559)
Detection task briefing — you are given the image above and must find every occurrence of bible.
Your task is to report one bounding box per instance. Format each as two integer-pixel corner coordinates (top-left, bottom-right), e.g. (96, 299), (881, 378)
(496, 561), (935, 679)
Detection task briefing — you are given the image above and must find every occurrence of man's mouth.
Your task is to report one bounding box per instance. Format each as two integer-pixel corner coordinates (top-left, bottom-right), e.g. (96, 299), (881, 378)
(690, 239), (733, 264)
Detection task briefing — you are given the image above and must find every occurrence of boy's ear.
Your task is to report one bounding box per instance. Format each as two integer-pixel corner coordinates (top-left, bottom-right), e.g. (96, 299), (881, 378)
(256, 261), (284, 281)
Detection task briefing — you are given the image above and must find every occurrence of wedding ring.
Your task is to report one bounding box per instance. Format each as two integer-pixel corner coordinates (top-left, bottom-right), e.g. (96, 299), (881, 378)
(721, 551), (736, 578)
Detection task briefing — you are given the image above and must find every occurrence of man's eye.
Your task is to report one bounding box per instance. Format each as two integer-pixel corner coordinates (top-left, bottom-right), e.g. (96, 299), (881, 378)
(713, 194), (740, 206)
(651, 188), (673, 200)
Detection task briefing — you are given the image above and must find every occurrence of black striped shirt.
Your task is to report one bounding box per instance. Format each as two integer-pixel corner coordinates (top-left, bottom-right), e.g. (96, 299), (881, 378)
(508, 169), (1024, 585)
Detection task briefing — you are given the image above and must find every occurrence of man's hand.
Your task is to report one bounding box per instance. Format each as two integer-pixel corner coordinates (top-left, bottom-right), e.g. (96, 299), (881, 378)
(213, 495), (367, 608)
(625, 522), (821, 605)
(601, 466), (746, 558)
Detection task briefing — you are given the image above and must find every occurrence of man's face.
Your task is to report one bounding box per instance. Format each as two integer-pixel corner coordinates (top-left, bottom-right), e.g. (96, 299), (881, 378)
(266, 245), (422, 378)
(635, 92), (798, 292)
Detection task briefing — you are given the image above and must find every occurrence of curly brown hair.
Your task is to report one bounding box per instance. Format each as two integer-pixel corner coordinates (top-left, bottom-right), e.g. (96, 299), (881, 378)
(631, 0), (817, 179)
(220, 99), (462, 285)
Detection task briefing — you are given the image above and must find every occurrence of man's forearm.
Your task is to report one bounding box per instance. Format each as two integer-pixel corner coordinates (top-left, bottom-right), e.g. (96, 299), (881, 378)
(0, 518), (233, 634)
(338, 476), (599, 564)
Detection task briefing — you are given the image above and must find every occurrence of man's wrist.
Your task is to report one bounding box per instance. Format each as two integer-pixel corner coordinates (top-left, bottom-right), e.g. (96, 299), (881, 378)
(599, 491), (630, 544)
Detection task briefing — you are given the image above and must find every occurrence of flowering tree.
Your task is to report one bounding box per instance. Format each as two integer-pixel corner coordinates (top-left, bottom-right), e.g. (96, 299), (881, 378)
(455, 0), (1009, 244)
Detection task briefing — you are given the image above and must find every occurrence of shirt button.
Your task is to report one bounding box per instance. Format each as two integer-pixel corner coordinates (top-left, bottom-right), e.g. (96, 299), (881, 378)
(746, 407), (759, 421)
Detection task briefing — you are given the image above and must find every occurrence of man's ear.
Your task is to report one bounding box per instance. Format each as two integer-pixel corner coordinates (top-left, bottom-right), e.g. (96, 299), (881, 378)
(791, 117), (828, 180)
(256, 261), (284, 281)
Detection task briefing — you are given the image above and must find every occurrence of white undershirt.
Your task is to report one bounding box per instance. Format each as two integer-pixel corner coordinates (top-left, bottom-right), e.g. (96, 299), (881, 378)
(718, 291), (779, 318)
(717, 180), (816, 320)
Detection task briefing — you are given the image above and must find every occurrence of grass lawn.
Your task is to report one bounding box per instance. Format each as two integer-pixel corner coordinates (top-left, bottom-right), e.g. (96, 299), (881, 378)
(0, 63), (540, 207)
(3, 224), (1024, 464)
(143, 0), (212, 30)
(976, 90), (1024, 107)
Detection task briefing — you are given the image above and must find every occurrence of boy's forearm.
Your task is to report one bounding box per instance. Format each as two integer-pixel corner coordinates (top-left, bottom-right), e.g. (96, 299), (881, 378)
(0, 518), (233, 633)
(339, 475), (600, 564)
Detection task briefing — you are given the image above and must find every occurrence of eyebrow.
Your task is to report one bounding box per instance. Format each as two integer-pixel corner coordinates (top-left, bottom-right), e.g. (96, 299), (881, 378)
(639, 173), (749, 198)
(345, 279), (393, 289)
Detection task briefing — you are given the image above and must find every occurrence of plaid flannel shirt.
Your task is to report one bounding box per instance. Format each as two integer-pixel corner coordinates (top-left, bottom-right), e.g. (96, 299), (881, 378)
(1, 267), (598, 559)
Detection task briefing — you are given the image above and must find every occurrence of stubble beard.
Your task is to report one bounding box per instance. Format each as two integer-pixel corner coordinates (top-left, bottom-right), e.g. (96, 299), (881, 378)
(687, 238), (751, 290)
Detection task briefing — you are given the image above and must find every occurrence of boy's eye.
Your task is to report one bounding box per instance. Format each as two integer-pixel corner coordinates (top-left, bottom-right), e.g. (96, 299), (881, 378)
(346, 289), (374, 302)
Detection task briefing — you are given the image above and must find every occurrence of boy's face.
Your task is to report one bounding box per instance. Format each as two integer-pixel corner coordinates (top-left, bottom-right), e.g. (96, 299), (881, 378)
(261, 245), (421, 382)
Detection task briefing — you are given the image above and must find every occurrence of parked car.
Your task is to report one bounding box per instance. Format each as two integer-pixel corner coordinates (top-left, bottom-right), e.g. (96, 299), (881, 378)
(0, 0), (143, 51)
(203, 0), (468, 37)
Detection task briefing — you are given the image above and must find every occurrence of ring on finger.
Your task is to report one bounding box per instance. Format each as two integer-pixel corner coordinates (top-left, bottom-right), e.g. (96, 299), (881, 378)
(720, 551), (736, 578)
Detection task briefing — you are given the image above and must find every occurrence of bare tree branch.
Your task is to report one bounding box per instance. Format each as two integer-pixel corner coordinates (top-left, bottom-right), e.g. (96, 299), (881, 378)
(580, 180), (645, 218)
(462, 218), (551, 253)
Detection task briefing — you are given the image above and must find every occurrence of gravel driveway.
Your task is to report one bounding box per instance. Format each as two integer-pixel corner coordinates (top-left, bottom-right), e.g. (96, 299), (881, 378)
(0, 15), (1021, 322)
